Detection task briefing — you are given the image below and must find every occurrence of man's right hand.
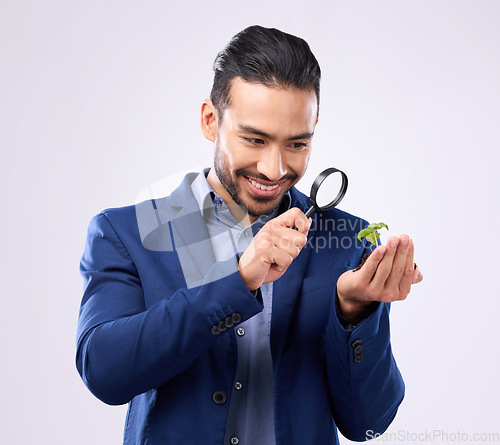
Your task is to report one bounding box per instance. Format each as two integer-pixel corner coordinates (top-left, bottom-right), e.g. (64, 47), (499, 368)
(238, 207), (311, 291)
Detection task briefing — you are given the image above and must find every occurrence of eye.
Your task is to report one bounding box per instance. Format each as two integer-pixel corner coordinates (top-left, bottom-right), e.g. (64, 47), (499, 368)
(289, 142), (308, 150)
(244, 137), (265, 145)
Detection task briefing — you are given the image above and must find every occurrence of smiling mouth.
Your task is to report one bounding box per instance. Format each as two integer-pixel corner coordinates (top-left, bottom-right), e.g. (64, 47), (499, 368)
(244, 176), (285, 199)
(248, 178), (280, 191)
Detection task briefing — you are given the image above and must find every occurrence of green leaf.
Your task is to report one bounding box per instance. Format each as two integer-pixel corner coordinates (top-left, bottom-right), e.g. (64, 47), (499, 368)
(367, 222), (389, 231)
(357, 221), (389, 245)
(378, 222), (389, 231)
(357, 228), (373, 242)
(366, 232), (380, 246)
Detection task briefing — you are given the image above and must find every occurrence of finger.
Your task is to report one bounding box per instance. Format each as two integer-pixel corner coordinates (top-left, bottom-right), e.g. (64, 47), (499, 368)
(357, 244), (387, 284)
(265, 245), (294, 273)
(294, 213), (311, 234)
(273, 207), (310, 235)
(273, 229), (307, 258)
(269, 221), (308, 250)
(252, 229), (274, 251)
(396, 237), (415, 299)
(384, 234), (411, 292)
(368, 236), (399, 288)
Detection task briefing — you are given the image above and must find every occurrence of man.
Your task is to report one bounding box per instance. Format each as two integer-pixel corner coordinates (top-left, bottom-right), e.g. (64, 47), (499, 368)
(76, 25), (423, 444)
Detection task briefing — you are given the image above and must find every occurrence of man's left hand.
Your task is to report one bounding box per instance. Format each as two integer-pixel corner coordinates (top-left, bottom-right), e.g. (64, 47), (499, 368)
(336, 235), (423, 325)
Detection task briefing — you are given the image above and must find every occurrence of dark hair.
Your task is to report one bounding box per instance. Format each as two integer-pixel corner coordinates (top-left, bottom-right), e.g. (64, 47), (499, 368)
(210, 25), (321, 120)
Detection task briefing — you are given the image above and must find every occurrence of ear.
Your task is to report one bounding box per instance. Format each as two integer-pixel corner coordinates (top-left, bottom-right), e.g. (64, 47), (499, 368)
(200, 99), (218, 142)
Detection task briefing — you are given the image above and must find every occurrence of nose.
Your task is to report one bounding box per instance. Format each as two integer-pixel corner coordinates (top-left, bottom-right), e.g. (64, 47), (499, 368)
(256, 146), (287, 181)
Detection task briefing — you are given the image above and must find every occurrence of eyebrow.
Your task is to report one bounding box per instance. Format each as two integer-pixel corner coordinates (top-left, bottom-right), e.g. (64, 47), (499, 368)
(237, 124), (314, 141)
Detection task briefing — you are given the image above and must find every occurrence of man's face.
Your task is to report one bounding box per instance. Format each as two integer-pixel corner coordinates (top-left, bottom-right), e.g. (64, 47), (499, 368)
(208, 78), (318, 219)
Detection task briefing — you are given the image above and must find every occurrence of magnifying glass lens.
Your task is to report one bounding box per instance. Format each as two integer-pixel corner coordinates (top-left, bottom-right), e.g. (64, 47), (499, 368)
(314, 172), (344, 209)
(295, 167), (348, 226)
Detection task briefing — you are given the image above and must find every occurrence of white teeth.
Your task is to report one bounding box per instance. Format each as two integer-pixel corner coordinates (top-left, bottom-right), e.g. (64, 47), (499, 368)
(249, 178), (279, 191)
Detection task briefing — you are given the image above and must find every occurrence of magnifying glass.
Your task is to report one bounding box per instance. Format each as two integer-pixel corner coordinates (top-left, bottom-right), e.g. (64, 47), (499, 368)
(303, 167), (348, 218)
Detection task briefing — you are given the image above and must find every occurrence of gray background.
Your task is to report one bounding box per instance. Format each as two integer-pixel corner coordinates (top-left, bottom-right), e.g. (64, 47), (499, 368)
(1, 1), (498, 444)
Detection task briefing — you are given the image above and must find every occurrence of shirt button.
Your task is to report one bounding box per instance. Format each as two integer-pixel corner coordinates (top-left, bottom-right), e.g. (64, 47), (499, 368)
(230, 437), (239, 445)
(212, 391), (227, 405)
(234, 381), (243, 391)
(236, 327), (245, 337)
(244, 228), (251, 237)
(351, 339), (364, 363)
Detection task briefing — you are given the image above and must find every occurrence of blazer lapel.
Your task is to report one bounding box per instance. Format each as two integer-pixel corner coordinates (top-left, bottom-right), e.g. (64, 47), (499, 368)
(167, 174), (219, 289)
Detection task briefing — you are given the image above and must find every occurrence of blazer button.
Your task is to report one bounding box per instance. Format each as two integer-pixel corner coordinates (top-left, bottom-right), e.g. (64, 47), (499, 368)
(212, 391), (227, 405)
(224, 316), (234, 328)
(231, 312), (242, 324)
(218, 320), (228, 332)
(211, 325), (221, 336)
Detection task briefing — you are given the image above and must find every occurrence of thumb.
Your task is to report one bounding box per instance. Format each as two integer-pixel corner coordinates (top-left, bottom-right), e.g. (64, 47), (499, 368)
(357, 245), (386, 280)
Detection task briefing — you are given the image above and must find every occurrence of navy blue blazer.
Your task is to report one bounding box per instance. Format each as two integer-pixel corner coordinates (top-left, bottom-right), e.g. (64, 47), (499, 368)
(76, 173), (404, 444)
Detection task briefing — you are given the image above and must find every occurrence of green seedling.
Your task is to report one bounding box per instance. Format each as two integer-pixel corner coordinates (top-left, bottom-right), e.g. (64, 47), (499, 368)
(357, 222), (389, 250)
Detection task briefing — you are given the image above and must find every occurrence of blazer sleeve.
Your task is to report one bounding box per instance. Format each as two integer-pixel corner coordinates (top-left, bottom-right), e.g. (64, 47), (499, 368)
(76, 212), (263, 406)
(326, 294), (405, 441)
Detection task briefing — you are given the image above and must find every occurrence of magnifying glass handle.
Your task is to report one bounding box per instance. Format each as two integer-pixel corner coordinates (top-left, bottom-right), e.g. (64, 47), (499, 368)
(304, 206), (315, 219)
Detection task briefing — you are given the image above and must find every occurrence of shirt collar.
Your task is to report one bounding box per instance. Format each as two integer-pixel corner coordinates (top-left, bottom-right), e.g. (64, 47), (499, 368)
(190, 167), (215, 220)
